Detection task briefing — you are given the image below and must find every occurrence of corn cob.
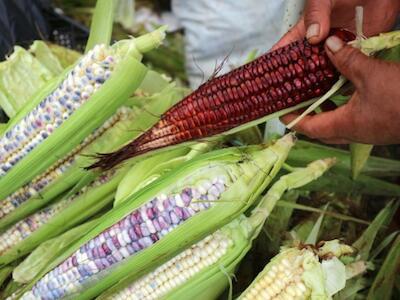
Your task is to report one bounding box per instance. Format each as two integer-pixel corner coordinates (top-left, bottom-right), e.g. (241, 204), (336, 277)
(88, 29), (355, 171)
(0, 144), (210, 265)
(100, 159), (334, 300)
(0, 170), (115, 260)
(0, 73), (185, 230)
(114, 142), (214, 206)
(111, 223), (238, 300)
(0, 44), (119, 174)
(238, 240), (354, 300)
(0, 107), (131, 224)
(0, 28), (166, 201)
(17, 134), (294, 300)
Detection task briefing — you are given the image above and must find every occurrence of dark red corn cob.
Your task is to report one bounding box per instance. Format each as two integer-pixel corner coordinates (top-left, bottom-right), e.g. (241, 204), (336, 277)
(89, 29), (355, 171)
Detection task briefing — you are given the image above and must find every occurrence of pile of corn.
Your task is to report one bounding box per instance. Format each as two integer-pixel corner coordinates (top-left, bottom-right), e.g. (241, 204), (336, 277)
(2, 1), (399, 299)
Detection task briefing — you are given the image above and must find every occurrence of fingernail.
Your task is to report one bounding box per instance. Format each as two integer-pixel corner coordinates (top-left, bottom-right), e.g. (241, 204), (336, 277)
(306, 23), (320, 39)
(326, 36), (344, 53)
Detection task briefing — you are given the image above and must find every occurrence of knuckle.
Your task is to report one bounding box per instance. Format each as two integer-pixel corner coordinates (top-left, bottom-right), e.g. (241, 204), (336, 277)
(305, 0), (332, 22)
(301, 122), (320, 139)
(337, 48), (365, 79)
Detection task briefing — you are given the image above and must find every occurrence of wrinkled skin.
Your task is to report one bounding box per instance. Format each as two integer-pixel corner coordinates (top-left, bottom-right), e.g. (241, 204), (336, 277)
(275, 0), (400, 145)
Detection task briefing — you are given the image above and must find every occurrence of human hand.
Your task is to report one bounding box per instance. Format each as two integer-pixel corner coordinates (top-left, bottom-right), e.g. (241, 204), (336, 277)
(273, 0), (399, 49)
(274, 0), (400, 144)
(282, 38), (400, 145)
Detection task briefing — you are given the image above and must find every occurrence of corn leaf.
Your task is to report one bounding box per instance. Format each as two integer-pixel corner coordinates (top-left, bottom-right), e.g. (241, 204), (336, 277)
(305, 204), (329, 244)
(288, 140), (400, 178)
(353, 200), (399, 260)
(301, 169), (400, 196)
(367, 235), (400, 300)
(350, 143), (373, 180)
(0, 265), (13, 288)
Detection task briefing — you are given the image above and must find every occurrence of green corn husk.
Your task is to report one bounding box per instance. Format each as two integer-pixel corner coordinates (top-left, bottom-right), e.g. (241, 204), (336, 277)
(29, 41), (64, 77)
(85, 0), (115, 53)
(99, 158), (334, 300)
(13, 219), (102, 285)
(16, 134), (295, 299)
(3, 221), (100, 300)
(0, 39), (79, 119)
(0, 27), (166, 202)
(0, 143), (214, 266)
(0, 265), (13, 289)
(0, 71), (185, 230)
(0, 167), (126, 266)
(114, 142), (215, 206)
(0, 46), (55, 118)
(46, 43), (81, 69)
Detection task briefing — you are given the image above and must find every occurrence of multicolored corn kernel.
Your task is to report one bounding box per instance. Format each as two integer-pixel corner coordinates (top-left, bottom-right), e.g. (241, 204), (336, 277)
(0, 171), (114, 255)
(89, 29), (355, 171)
(113, 230), (232, 300)
(21, 174), (228, 300)
(0, 107), (131, 219)
(0, 43), (118, 176)
(239, 240), (354, 300)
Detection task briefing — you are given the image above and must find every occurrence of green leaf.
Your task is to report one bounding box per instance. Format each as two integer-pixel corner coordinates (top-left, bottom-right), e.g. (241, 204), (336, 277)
(288, 140), (400, 178)
(0, 265), (13, 288)
(305, 204), (329, 244)
(367, 235), (400, 300)
(350, 143), (373, 180)
(353, 200), (399, 260)
(302, 169), (400, 196)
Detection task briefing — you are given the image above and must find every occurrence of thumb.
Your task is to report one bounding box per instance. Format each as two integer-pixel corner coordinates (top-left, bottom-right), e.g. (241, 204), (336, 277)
(304, 0), (333, 43)
(325, 36), (372, 87)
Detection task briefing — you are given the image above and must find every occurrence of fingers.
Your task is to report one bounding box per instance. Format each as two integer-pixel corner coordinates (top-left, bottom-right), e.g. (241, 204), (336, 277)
(325, 36), (374, 87)
(271, 19), (306, 50)
(272, 0), (333, 51)
(304, 0), (333, 43)
(280, 104), (354, 142)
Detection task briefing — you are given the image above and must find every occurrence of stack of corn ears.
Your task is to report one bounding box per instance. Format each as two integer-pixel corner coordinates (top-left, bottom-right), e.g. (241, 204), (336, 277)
(9, 134), (294, 299)
(0, 25), (167, 207)
(0, 49), (202, 266)
(96, 157), (338, 300)
(0, 140), (213, 265)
